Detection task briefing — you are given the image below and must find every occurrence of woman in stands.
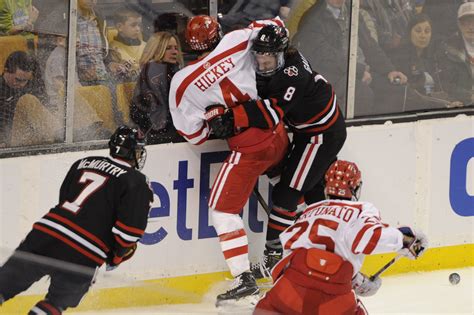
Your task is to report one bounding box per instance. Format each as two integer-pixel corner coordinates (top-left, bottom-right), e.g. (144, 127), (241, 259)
(130, 31), (184, 144)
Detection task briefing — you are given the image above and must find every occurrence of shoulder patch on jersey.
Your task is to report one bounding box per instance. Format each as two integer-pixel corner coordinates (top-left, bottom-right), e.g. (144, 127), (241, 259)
(284, 66), (298, 77)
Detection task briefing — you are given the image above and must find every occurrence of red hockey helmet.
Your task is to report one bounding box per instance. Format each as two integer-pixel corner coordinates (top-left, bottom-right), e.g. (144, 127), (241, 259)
(185, 15), (222, 51)
(324, 160), (362, 200)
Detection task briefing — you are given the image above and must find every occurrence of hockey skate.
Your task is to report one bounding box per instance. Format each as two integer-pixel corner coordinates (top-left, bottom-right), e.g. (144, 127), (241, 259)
(250, 249), (282, 280)
(216, 271), (260, 307)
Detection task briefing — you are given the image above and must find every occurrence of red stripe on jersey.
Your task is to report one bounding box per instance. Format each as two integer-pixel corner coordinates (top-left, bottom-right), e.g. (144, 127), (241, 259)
(271, 98), (285, 118)
(301, 106), (340, 133)
(223, 245), (248, 260)
(33, 224), (104, 265)
(351, 224), (375, 254)
(39, 301), (61, 315)
(175, 41), (249, 107)
(233, 104), (249, 127)
(46, 213), (109, 252)
(292, 143), (317, 189)
(114, 234), (135, 247)
(177, 124), (209, 144)
(362, 227), (382, 254)
(301, 90), (335, 124)
(268, 222), (288, 232)
(255, 100), (274, 127)
(219, 228), (246, 242)
(273, 207), (297, 218)
(116, 221), (144, 236)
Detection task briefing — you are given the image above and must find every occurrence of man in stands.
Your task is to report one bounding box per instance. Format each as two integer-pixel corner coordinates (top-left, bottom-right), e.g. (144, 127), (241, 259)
(0, 126), (153, 314)
(254, 160), (428, 314)
(169, 15), (289, 306)
(0, 50), (52, 147)
(208, 25), (347, 280)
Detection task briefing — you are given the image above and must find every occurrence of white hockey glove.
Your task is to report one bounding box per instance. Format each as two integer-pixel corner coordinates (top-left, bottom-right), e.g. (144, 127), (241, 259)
(352, 272), (382, 297)
(397, 226), (428, 259)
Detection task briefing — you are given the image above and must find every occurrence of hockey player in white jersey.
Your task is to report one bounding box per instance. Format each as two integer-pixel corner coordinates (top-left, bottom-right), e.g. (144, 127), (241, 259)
(169, 16), (289, 305)
(254, 160), (428, 315)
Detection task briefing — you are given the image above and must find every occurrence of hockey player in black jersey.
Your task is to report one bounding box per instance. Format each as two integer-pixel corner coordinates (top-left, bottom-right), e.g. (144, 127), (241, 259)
(0, 126), (153, 314)
(205, 25), (347, 279)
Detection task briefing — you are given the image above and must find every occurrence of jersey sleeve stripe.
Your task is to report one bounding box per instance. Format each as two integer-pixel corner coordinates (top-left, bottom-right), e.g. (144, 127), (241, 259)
(112, 227), (141, 242)
(362, 227), (382, 254)
(256, 100), (275, 127)
(36, 219), (108, 258)
(300, 89), (335, 124)
(263, 99), (281, 125)
(175, 41), (249, 107)
(177, 124), (210, 145)
(116, 220), (145, 236)
(114, 234), (136, 247)
(45, 213), (109, 252)
(352, 224), (383, 254)
(33, 224), (105, 265)
(295, 106), (340, 134)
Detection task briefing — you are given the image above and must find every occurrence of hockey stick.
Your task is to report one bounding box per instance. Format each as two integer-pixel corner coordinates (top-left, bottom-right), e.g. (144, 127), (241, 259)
(369, 254), (402, 281)
(253, 185), (271, 215)
(0, 248), (201, 300)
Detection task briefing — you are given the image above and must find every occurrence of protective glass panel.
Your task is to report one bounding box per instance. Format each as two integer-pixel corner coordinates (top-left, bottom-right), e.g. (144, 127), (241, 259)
(0, 0), (68, 149)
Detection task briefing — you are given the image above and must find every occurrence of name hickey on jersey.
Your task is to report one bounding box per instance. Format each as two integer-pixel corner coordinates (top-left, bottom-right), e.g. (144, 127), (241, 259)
(194, 57), (236, 92)
(77, 158), (128, 177)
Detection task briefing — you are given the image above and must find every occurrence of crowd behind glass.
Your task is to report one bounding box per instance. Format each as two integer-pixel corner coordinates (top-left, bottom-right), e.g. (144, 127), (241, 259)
(0, 0), (472, 150)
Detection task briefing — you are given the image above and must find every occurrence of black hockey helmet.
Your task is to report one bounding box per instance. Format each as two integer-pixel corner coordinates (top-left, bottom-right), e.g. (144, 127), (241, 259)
(251, 25), (289, 76)
(109, 126), (147, 170)
(252, 25), (289, 54)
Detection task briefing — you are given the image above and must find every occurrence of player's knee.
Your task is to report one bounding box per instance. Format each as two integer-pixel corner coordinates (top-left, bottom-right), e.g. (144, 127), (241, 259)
(271, 183), (302, 212)
(211, 210), (244, 235)
(29, 300), (64, 314)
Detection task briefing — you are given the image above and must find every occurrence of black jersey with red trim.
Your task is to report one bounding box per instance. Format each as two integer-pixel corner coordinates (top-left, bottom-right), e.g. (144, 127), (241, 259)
(232, 50), (345, 135)
(29, 156), (153, 266)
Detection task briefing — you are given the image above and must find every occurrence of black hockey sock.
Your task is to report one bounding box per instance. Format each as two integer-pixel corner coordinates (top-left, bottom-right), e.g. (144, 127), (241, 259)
(29, 300), (63, 315)
(265, 207), (297, 250)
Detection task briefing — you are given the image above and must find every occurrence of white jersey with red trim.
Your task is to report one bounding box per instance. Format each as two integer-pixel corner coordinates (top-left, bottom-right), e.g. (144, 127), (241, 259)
(169, 19), (284, 145)
(279, 199), (404, 276)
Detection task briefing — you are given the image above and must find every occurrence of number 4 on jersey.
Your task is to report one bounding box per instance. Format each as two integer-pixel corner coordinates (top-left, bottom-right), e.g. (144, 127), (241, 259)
(219, 77), (251, 107)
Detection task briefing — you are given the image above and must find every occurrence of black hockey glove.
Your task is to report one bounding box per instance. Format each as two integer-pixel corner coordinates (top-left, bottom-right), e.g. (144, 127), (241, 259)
(106, 243), (137, 271)
(204, 104), (235, 139)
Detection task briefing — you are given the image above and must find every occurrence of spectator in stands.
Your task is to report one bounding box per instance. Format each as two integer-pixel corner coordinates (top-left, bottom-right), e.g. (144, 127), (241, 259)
(0, 51), (59, 147)
(218, 0), (283, 33)
(389, 14), (438, 95)
(360, 0), (415, 53)
(293, 0), (408, 116)
(130, 32), (184, 144)
(44, 32), (109, 142)
(108, 8), (146, 82)
(389, 13), (459, 110)
(76, 0), (124, 125)
(0, 0), (38, 37)
(76, 0), (109, 85)
(436, 1), (474, 106)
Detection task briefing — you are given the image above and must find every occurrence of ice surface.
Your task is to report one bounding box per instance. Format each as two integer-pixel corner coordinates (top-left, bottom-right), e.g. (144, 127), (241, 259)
(70, 267), (473, 314)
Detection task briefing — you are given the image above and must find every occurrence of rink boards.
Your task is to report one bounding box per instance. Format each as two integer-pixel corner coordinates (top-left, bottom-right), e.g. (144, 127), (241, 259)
(0, 115), (472, 312)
